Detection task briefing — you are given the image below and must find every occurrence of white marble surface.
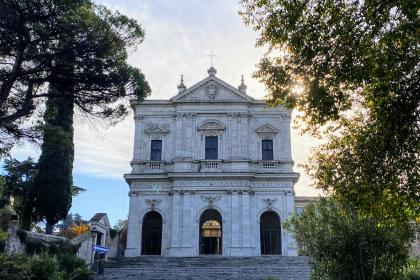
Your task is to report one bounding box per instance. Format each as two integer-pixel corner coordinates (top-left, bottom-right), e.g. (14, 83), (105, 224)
(124, 69), (299, 257)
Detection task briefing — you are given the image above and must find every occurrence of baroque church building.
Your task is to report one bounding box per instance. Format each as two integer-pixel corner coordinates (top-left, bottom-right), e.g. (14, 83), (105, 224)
(124, 66), (299, 257)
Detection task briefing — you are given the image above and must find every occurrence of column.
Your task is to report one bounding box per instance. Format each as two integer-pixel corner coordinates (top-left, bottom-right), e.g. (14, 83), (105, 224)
(170, 192), (181, 250)
(133, 116), (144, 160)
(284, 191), (297, 256)
(241, 192), (251, 248)
(125, 192), (140, 257)
(231, 192), (240, 247)
(182, 192), (192, 247)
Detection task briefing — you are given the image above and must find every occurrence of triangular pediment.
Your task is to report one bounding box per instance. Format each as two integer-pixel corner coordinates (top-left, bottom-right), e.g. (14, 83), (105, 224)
(171, 75), (254, 103)
(198, 120), (225, 131)
(256, 124), (279, 139)
(145, 125), (169, 135)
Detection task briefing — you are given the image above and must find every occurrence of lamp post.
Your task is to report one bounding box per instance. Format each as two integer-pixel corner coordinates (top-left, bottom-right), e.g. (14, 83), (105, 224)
(90, 227), (98, 270)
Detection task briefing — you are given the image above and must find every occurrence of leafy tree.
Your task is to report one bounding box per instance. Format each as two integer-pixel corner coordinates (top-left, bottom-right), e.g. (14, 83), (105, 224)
(4, 0), (151, 232)
(113, 219), (128, 232)
(285, 198), (416, 280)
(0, 158), (40, 228)
(0, 0), (150, 154)
(240, 0), (419, 219)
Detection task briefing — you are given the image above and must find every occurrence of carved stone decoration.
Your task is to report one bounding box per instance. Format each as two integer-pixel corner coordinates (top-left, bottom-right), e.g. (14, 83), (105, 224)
(145, 124), (169, 137)
(206, 81), (218, 101)
(262, 198), (278, 209)
(145, 199), (162, 210)
(201, 195), (221, 207)
(198, 120), (225, 138)
(255, 124), (279, 139)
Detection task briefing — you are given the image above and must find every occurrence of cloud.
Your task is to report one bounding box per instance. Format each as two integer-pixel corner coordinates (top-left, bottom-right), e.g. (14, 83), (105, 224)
(10, 0), (322, 197)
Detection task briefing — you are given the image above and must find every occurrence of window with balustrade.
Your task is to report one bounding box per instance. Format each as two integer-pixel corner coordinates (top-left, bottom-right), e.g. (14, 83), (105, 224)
(262, 139), (273, 160)
(205, 136), (218, 160)
(150, 140), (162, 161)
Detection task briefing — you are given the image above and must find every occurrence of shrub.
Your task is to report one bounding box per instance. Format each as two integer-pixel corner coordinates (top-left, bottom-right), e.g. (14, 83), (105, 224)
(0, 229), (8, 252)
(58, 253), (93, 280)
(29, 253), (62, 280)
(285, 198), (416, 280)
(60, 224), (89, 239)
(0, 254), (30, 280)
(0, 253), (93, 280)
(407, 259), (420, 280)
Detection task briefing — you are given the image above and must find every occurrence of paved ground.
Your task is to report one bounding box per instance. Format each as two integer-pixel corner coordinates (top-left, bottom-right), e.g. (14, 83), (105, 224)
(98, 256), (311, 280)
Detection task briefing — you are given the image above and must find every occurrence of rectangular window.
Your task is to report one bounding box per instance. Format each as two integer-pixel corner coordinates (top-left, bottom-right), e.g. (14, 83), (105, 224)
(205, 136), (218, 160)
(262, 140), (273, 160)
(150, 140), (162, 161)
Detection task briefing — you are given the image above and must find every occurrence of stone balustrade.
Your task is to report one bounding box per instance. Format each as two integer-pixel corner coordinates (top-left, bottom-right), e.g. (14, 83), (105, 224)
(131, 160), (294, 174)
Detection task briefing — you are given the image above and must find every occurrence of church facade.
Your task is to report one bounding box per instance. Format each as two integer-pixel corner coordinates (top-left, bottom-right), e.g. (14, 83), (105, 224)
(124, 67), (299, 257)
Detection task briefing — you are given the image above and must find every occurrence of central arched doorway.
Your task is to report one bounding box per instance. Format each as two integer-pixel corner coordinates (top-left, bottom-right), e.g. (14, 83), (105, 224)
(260, 211), (282, 255)
(199, 209), (222, 255)
(141, 211), (162, 255)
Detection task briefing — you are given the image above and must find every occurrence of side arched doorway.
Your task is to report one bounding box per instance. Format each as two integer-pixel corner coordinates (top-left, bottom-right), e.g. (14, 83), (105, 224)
(141, 211), (162, 255)
(260, 211), (282, 255)
(199, 209), (222, 255)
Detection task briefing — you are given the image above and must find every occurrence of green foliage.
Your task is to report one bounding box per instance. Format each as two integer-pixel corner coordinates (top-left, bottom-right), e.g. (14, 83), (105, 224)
(285, 198), (416, 280)
(406, 259), (420, 280)
(0, 253), (93, 280)
(0, 229), (7, 252)
(0, 0), (151, 154)
(29, 253), (62, 280)
(0, 254), (30, 280)
(240, 0), (420, 220)
(32, 91), (74, 233)
(0, 158), (40, 229)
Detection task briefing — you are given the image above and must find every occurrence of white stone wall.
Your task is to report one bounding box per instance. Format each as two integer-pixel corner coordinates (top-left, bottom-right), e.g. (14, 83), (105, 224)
(125, 71), (299, 257)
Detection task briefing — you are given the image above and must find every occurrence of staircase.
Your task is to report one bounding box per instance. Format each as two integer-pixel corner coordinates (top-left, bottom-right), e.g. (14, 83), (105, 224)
(98, 256), (311, 280)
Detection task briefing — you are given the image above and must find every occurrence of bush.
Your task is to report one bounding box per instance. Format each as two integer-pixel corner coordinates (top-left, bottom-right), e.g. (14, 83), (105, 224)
(285, 198), (416, 280)
(0, 254), (30, 280)
(0, 229), (8, 252)
(407, 259), (420, 280)
(58, 253), (93, 280)
(29, 253), (62, 280)
(0, 253), (93, 280)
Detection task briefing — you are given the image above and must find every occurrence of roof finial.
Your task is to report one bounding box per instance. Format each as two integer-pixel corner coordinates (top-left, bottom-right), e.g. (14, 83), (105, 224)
(238, 75), (247, 93)
(207, 52), (217, 76)
(177, 74), (186, 93)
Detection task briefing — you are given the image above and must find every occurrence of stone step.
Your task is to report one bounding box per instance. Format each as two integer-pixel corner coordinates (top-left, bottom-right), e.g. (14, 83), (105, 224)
(98, 256), (311, 280)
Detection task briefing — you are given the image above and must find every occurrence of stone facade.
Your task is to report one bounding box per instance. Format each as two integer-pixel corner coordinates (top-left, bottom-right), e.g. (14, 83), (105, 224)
(124, 67), (299, 257)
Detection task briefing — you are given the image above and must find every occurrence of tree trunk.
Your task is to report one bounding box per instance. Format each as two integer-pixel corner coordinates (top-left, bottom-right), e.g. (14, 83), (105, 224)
(45, 222), (54, 234)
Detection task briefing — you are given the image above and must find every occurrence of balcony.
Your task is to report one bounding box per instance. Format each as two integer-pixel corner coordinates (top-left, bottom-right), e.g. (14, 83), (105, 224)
(200, 160), (223, 172)
(257, 161), (293, 173)
(131, 161), (167, 174)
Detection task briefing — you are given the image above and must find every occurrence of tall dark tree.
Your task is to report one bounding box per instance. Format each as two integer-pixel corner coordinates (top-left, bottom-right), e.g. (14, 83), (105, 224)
(32, 86), (74, 234)
(0, 0), (151, 154)
(240, 0), (419, 219)
(2, 0), (151, 231)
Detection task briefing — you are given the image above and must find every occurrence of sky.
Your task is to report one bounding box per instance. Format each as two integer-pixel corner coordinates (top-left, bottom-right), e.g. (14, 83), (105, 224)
(9, 0), (322, 226)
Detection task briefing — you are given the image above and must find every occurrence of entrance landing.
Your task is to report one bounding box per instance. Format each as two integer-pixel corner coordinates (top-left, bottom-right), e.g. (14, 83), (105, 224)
(99, 256), (310, 280)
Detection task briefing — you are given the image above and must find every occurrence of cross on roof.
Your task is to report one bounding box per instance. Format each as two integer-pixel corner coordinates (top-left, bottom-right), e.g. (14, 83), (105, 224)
(207, 52), (217, 67)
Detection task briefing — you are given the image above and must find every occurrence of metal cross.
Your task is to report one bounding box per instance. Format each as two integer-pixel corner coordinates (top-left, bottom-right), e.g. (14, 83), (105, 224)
(207, 52), (217, 67)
